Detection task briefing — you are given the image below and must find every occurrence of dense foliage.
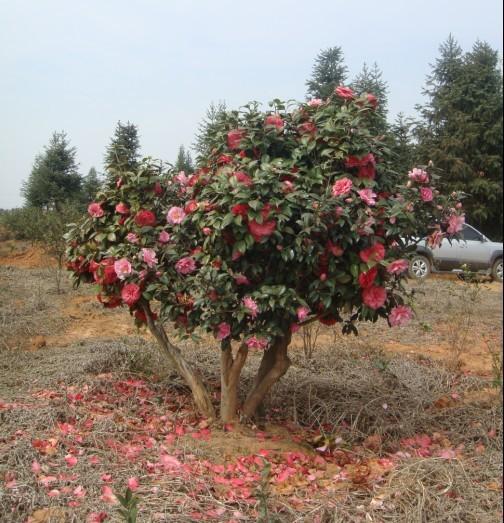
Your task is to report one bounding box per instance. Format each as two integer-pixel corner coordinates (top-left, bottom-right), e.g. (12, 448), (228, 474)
(21, 132), (82, 210)
(65, 87), (464, 420)
(415, 36), (503, 239)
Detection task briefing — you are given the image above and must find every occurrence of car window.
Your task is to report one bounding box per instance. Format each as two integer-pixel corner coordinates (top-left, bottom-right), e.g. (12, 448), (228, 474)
(462, 226), (482, 241)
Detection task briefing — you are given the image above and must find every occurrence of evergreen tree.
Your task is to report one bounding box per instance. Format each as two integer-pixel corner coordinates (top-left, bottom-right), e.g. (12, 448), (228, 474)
(390, 113), (416, 175)
(415, 36), (503, 238)
(104, 121), (140, 171)
(82, 167), (101, 202)
(306, 47), (348, 99)
(21, 131), (82, 210)
(351, 62), (389, 133)
(174, 145), (194, 173)
(193, 101), (227, 164)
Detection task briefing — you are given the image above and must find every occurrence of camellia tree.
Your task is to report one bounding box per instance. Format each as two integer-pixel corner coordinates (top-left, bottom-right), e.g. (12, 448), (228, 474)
(66, 87), (465, 422)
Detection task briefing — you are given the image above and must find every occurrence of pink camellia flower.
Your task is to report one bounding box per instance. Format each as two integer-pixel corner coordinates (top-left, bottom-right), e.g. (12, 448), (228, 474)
(114, 258), (132, 280)
(65, 454), (78, 467)
(216, 322), (231, 340)
(126, 232), (139, 244)
(297, 306), (310, 322)
(174, 171), (189, 185)
(88, 202), (104, 218)
(386, 259), (409, 275)
(358, 188), (377, 206)
(419, 187), (433, 202)
(264, 114), (284, 130)
(245, 336), (269, 350)
(308, 98), (323, 107)
(232, 171), (253, 187)
(389, 305), (413, 327)
(227, 129), (246, 150)
(158, 230), (171, 243)
(87, 512), (108, 523)
(362, 285), (387, 310)
(127, 477), (139, 491)
(332, 177), (353, 197)
(100, 486), (118, 505)
(234, 273), (250, 285)
(359, 243), (386, 263)
(175, 256), (197, 275)
(121, 283), (142, 306)
(243, 296), (259, 318)
(167, 206), (186, 225)
(408, 168), (429, 184)
(447, 214), (465, 235)
(282, 180), (295, 193)
(290, 323), (300, 333)
(115, 202), (129, 215)
(335, 86), (355, 100)
(141, 248), (158, 268)
(202, 227), (212, 236)
(366, 93), (378, 109)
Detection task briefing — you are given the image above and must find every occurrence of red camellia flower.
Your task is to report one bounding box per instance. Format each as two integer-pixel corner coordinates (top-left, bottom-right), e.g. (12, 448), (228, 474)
(248, 219), (277, 242)
(232, 171), (253, 187)
(227, 129), (246, 150)
(121, 283), (141, 306)
(298, 121), (317, 135)
(358, 266), (378, 288)
(184, 200), (199, 214)
(335, 86), (355, 100)
(231, 203), (249, 217)
(153, 181), (164, 196)
(327, 240), (344, 257)
(362, 285), (387, 309)
(359, 243), (386, 263)
(88, 202), (104, 218)
(264, 114), (284, 130)
(135, 210), (157, 227)
(217, 154), (233, 165)
(358, 153), (376, 179)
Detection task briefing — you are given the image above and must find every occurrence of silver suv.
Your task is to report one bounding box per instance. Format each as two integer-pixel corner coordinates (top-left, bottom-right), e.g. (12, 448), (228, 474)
(409, 224), (503, 282)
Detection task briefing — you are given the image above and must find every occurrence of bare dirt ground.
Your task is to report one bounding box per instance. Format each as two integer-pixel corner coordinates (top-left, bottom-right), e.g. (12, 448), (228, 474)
(0, 243), (502, 522)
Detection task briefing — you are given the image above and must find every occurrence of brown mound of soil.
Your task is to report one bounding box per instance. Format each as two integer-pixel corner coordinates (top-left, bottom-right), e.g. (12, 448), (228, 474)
(0, 240), (56, 269)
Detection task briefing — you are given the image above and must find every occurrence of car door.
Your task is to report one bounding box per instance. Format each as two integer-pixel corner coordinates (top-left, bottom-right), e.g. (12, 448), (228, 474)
(432, 225), (491, 271)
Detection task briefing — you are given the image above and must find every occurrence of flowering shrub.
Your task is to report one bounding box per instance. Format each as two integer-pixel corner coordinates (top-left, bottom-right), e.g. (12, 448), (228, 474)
(66, 86), (464, 421)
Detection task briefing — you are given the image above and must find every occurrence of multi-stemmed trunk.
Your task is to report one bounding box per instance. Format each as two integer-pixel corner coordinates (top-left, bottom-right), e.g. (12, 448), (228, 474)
(142, 303), (216, 420)
(142, 301), (291, 423)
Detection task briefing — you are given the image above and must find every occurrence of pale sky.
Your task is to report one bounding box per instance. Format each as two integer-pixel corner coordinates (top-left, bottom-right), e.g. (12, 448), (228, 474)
(0, 0), (502, 209)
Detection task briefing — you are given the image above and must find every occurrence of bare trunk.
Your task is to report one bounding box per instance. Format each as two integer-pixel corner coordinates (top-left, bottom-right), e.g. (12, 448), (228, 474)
(142, 303), (215, 419)
(220, 340), (248, 422)
(242, 333), (291, 419)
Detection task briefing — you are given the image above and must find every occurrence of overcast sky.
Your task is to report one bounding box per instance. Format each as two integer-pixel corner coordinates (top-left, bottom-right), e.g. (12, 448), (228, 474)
(0, 0), (502, 209)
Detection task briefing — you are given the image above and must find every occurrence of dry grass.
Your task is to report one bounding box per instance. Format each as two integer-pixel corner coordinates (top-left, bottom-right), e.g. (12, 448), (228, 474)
(0, 264), (502, 522)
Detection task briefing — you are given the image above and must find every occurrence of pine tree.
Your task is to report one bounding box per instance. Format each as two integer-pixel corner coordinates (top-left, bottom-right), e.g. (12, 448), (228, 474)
(104, 121), (140, 171)
(351, 62), (389, 133)
(390, 113), (416, 175)
(21, 131), (82, 210)
(306, 47), (348, 99)
(82, 167), (101, 202)
(174, 145), (194, 173)
(193, 101), (227, 164)
(415, 36), (503, 238)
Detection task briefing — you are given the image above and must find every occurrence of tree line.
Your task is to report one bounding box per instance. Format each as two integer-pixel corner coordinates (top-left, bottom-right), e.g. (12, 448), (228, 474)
(3, 34), (503, 240)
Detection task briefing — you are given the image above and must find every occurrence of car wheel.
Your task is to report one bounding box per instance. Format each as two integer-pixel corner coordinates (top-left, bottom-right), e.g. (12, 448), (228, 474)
(409, 255), (431, 280)
(491, 258), (503, 283)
